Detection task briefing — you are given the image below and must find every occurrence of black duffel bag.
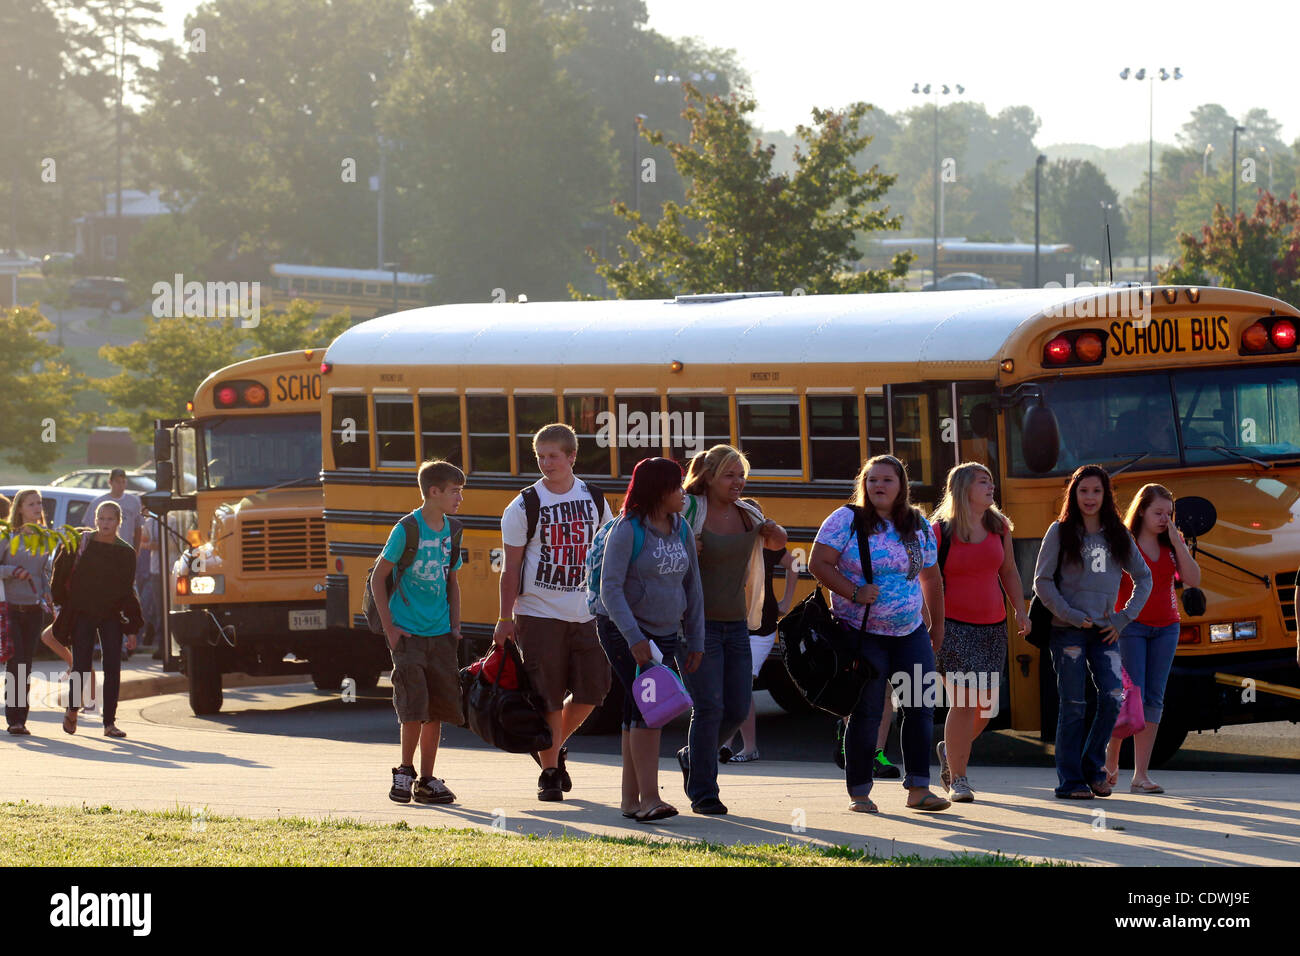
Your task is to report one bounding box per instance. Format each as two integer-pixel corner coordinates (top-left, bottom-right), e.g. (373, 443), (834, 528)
(461, 639), (554, 754)
(778, 505), (877, 717)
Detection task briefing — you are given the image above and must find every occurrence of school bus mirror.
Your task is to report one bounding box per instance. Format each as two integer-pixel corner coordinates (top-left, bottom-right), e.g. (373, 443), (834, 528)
(1021, 404), (1061, 474)
(155, 460), (175, 494)
(1173, 495), (1217, 539)
(968, 402), (993, 439)
(153, 428), (171, 465)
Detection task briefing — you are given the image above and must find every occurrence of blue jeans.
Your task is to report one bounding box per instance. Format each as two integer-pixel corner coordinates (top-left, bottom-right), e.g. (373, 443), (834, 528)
(1050, 626), (1124, 794)
(4, 605), (44, 726)
(677, 619), (751, 805)
(71, 614), (123, 725)
(1118, 621), (1179, 724)
(846, 624), (935, 797)
(595, 614), (680, 731)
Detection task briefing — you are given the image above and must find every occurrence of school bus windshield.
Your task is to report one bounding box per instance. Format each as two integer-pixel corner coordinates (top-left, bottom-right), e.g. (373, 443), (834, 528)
(200, 413), (322, 490)
(1009, 362), (1300, 476)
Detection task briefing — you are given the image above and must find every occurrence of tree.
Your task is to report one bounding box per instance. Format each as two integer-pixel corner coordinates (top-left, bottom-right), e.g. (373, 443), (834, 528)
(1012, 159), (1124, 264)
(0, 306), (87, 472)
(122, 214), (219, 303)
(97, 300), (352, 439)
(1160, 192), (1300, 309)
(1122, 146), (1200, 257)
(386, 0), (618, 302)
(587, 87), (910, 297)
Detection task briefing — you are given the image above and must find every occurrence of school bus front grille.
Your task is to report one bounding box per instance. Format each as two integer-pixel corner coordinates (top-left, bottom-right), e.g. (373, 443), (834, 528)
(241, 518), (327, 573)
(1277, 571), (1298, 635)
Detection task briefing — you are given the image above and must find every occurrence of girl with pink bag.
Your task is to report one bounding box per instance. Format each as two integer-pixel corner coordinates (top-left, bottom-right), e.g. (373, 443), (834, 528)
(1104, 484), (1201, 794)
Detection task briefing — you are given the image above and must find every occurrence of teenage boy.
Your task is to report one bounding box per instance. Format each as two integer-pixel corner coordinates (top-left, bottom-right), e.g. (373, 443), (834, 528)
(375, 460), (466, 805)
(495, 423), (613, 801)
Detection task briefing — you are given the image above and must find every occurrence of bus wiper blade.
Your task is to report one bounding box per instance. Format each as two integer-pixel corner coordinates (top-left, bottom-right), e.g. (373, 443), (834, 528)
(1107, 451), (1151, 476)
(254, 476), (317, 494)
(1185, 445), (1274, 469)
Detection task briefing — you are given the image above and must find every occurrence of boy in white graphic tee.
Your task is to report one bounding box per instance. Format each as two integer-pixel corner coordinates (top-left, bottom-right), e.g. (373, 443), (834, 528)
(495, 423), (614, 801)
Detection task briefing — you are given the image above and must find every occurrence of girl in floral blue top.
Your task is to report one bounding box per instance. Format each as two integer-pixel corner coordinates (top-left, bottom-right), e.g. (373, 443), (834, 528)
(810, 455), (948, 813)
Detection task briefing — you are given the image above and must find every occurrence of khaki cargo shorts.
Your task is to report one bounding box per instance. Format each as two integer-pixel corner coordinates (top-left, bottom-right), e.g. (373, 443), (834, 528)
(389, 632), (463, 725)
(514, 615), (612, 713)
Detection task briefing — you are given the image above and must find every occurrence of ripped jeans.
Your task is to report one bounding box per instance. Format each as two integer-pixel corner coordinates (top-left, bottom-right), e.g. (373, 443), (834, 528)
(1049, 626), (1124, 795)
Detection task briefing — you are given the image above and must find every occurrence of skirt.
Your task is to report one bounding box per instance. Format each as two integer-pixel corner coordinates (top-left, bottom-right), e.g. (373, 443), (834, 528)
(935, 618), (1007, 681)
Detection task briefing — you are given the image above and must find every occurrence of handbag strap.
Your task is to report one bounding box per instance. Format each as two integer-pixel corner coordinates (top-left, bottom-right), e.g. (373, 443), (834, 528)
(844, 505), (874, 634)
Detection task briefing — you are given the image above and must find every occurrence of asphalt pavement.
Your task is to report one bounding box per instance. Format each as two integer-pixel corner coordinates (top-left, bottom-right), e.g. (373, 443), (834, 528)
(3, 662), (1298, 866)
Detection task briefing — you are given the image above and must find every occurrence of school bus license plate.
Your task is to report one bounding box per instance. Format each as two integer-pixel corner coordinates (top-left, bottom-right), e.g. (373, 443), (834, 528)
(289, 610), (327, 631)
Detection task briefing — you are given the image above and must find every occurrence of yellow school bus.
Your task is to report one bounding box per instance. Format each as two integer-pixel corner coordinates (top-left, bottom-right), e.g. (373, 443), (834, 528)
(268, 264), (433, 320)
(318, 288), (1300, 758)
(146, 349), (388, 715)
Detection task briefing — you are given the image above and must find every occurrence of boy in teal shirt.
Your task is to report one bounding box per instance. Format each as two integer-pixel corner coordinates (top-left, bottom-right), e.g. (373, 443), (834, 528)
(374, 460), (465, 804)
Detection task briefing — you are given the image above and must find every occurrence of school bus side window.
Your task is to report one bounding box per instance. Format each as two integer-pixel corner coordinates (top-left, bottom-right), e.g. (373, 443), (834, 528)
(808, 396), (860, 480)
(738, 397), (801, 475)
(564, 394), (612, 476)
(866, 394), (889, 458)
(375, 396), (416, 467)
(667, 395), (730, 466)
(515, 395), (557, 471)
(615, 395), (662, 476)
(331, 395), (370, 469)
(419, 396), (463, 466)
(890, 384), (954, 499)
(466, 395), (510, 474)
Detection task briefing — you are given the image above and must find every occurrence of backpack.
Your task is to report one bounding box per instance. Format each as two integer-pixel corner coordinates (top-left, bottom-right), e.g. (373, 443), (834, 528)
(362, 513), (463, 634)
(585, 514), (695, 614)
(935, 518), (952, 579)
(50, 529), (92, 607)
(517, 480), (606, 594)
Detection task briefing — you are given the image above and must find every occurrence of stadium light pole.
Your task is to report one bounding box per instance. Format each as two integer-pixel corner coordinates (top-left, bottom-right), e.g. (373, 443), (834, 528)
(1232, 124), (1246, 217)
(1120, 66), (1181, 284)
(1202, 143), (1214, 177)
(1034, 154), (1046, 287)
(911, 82), (963, 287)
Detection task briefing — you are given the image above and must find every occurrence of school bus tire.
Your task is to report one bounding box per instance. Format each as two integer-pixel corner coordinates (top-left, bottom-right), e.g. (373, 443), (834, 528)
(1147, 720), (1188, 769)
(187, 644), (223, 716)
(350, 667), (382, 693)
(312, 665), (347, 692)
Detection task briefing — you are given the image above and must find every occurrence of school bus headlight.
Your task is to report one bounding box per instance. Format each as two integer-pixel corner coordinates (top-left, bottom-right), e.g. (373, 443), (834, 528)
(1231, 620), (1257, 641)
(1209, 623), (1234, 643)
(189, 575), (223, 595)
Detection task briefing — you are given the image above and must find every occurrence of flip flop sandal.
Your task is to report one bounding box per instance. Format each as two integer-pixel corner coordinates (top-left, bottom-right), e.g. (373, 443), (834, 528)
(1130, 781), (1164, 794)
(729, 750), (759, 763)
(62, 710), (77, 735)
(1056, 788), (1094, 799)
(104, 725), (127, 739)
(848, 798), (879, 813)
(908, 793), (951, 812)
(635, 803), (679, 823)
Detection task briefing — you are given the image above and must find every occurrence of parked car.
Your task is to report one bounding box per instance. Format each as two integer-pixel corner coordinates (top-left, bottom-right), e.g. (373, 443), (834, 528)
(0, 486), (104, 530)
(69, 276), (131, 312)
(0, 248), (41, 269)
(50, 469), (156, 493)
(921, 272), (998, 291)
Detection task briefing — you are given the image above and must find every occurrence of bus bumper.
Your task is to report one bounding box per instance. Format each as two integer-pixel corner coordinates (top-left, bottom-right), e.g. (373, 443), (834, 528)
(1168, 648), (1300, 731)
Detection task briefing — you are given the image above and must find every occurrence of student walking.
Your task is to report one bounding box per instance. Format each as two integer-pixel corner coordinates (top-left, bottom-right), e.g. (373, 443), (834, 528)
(495, 424), (614, 802)
(594, 457), (705, 822)
(930, 463), (1030, 802)
(810, 455), (948, 813)
(2, 490), (54, 735)
(676, 445), (786, 815)
(1033, 465), (1151, 799)
(1104, 484), (1200, 794)
(58, 501), (142, 739)
(374, 460), (466, 805)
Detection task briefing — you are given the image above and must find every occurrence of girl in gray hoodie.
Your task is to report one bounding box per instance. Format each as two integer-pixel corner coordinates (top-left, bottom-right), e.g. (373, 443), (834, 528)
(594, 457), (705, 823)
(1034, 465), (1151, 800)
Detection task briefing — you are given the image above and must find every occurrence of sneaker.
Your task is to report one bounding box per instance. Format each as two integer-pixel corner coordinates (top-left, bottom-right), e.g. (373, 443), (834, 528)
(691, 797), (728, 815)
(937, 739), (951, 791)
(538, 767), (564, 801)
(557, 746), (572, 793)
(729, 750), (759, 763)
(676, 746), (690, 794)
(872, 748), (901, 779)
(413, 776), (456, 805)
(832, 721), (846, 770)
(950, 775), (975, 802)
(389, 765), (416, 803)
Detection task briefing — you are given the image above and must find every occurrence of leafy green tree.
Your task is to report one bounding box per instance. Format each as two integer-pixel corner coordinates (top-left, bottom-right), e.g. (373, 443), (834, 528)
(1012, 158), (1124, 263)
(587, 87), (910, 297)
(387, 0), (618, 302)
(122, 214), (219, 303)
(36, 258), (76, 345)
(0, 306), (87, 472)
(1123, 147), (1200, 257)
(248, 299), (351, 354)
(1160, 192), (1300, 309)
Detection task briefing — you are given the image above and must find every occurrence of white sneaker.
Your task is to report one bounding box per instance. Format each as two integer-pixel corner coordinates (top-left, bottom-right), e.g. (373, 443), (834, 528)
(950, 775), (975, 802)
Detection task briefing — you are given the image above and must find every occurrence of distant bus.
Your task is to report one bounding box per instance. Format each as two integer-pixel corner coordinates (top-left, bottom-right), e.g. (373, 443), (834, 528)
(864, 237), (1076, 288)
(268, 264), (433, 319)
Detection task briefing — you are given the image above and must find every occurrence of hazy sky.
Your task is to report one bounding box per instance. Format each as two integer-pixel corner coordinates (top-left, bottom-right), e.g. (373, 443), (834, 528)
(156, 0), (1298, 150)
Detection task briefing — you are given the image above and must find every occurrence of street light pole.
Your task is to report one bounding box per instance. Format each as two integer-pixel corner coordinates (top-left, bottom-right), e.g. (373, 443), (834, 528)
(1203, 143), (1214, 177)
(1232, 124), (1245, 218)
(1034, 154), (1046, 287)
(1119, 66), (1181, 285)
(911, 82), (963, 287)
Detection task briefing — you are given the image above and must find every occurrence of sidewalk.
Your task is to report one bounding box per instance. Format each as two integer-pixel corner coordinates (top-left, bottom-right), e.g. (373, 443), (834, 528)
(3, 683), (1298, 866)
(23, 654), (307, 705)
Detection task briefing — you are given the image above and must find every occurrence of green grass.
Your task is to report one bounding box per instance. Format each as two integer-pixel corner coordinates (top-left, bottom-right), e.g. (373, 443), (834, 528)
(0, 802), (1066, 867)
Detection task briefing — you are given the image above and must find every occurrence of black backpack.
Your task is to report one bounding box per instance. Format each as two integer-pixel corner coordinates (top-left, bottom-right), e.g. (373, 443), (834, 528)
(362, 513), (463, 634)
(516, 480), (606, 594)
(461, 639), (554, 753)
(778, 505), (878, 717)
